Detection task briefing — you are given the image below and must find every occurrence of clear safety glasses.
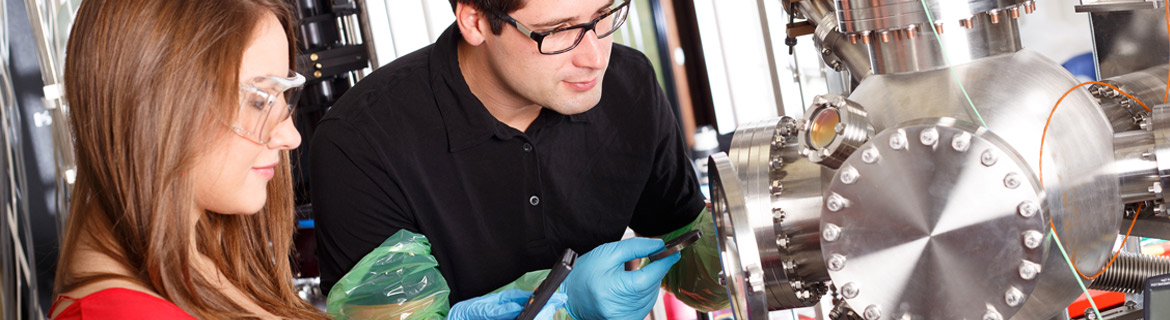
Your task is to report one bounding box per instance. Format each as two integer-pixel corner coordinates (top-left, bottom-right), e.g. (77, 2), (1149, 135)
(233, 70), (305, 145)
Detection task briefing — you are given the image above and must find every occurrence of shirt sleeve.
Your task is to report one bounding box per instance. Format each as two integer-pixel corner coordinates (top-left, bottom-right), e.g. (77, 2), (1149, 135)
(627, 60), (706, 237)
(310, 116), (416, 294)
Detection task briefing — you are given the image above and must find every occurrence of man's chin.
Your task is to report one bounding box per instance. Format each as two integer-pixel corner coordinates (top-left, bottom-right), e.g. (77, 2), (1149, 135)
(545, 91), (602, 115)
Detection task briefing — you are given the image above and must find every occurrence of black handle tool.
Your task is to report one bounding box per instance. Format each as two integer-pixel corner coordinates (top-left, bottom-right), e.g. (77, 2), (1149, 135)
(516, 249), (577, 320)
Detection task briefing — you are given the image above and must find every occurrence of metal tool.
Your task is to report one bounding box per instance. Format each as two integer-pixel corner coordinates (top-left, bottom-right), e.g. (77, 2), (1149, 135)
(624, 230), (702, 271)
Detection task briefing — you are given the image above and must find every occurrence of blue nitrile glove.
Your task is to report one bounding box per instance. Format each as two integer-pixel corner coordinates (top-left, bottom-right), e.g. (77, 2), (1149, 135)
(447, 289), (567, 320)
(562, 238), (682, 320)
(448, 289), (528, 320)
(536, 292), (568, 320)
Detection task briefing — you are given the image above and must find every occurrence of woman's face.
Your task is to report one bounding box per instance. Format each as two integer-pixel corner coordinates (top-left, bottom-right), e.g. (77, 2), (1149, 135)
(193, 12), (300, 215)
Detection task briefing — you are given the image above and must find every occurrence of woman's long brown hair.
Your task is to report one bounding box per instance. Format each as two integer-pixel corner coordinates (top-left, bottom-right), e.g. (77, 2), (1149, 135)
(56, 0), (327, 318)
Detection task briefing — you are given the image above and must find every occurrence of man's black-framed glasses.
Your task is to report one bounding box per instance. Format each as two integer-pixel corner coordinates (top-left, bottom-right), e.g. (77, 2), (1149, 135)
(494, 1), (631, 55)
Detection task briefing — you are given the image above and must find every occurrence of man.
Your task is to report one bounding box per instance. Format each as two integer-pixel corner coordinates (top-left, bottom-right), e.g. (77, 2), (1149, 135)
(311, 0), (723, 318)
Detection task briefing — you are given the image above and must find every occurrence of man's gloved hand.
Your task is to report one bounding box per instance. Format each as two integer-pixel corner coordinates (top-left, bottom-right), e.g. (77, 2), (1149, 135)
(448, 289), (566, 320)
(563, 238), (682, 320)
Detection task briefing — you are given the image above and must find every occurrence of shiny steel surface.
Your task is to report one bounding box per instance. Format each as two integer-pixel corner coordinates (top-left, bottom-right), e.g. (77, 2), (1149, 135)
(1096, 65), (1169, 132)
(813, 15), (873, 80)
(1150, 105), (1170, 208)
(849, 50), (1121, 320)
(711, 117), (831, 319)
(1076, 0), (1163, 13)
(1114, 130), (1160, 204)
(822, 118), (1047, 319)
(834, 0), (1029, 34)
(1087, 9), (1170, 79)
(710, 152), (768, 320)
(867, 12), (1022, 74)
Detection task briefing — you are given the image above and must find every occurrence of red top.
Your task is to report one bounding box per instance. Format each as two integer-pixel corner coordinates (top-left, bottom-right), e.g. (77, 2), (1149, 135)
(49, 288), (195, 319)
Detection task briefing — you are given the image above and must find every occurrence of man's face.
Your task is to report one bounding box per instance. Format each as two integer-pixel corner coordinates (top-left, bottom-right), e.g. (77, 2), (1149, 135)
(484, 0), (618, 115)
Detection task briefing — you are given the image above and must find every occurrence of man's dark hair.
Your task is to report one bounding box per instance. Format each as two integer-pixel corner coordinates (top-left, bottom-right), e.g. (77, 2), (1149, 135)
(449, 0), (524, 35)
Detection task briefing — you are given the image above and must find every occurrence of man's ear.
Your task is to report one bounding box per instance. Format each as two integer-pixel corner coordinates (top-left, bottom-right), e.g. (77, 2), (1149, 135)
(455, 2), (487, 46)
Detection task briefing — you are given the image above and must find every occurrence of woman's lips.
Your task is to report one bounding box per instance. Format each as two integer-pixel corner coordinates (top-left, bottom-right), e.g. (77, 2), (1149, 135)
(252, 162), (278, 179)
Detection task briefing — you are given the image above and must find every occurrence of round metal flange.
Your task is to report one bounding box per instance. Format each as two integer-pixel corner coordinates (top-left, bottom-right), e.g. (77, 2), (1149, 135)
(798, 94), (873, 169)
(710, 117), (831, 319)
(710, 152), (769, 320)
(1149, 105), (1170, 204)
(821, 118), (1046, 320)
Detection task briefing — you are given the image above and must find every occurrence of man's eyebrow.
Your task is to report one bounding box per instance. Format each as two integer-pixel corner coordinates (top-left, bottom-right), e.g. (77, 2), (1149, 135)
(530, 16), (576, 29)
(529, 0), (618, 29)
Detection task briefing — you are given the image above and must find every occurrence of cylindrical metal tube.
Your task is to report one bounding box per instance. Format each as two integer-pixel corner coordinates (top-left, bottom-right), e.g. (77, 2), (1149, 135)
(1098, 64), (1170, 132)
(1089, 252), (1170, 293)
(1115, 130), (1160, 204)
(813, 16), (872, 81)
(834, 0), (1028, 34)
(866, 12), (1021, 75)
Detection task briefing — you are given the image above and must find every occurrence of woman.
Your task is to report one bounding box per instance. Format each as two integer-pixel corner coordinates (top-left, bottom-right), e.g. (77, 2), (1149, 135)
(49, 0), (328, 318)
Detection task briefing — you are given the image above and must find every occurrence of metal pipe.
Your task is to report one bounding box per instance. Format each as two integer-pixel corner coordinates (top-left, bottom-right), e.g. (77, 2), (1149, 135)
(1114, 130), (1161, 204)
(1089, 252), (1170, 293)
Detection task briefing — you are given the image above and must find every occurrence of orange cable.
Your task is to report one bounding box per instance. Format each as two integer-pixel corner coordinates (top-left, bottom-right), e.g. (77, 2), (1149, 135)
(1039, 81), (1149, 280)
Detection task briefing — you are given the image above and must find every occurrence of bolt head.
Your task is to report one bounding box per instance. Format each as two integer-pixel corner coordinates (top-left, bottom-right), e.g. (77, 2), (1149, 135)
(889, 131), (907, 150)
(1004, 173), (1022, 189)
(828, 254), (847, 271)
(1023, 230), (1044, 249)
(1017, 201), (1038, 218)
(861, 148), (880, 163)
(1019, 260), (1040, 280)
(840, 166), (859, 184)
(920, 128), (939, 145)
(841, 282), (860, 299)
(1005, 287), (1024, 306)
(862, 305), (881, 320)
(827, 194), (847, 212)
(776, 235), (789, 248)
(952, 133), (971, 152)
(981, 150), (998, 166)
(823, 223), (842, 241)
(772, 208), (785, 222)
(983, 309), (1003, 320)
(835, 122), (847, 134)
(770, 158), (783, 169)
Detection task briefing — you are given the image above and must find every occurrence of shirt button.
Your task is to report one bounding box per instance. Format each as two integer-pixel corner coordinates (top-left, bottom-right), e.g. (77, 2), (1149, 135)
(523, 143), (533, 152)
(529, 195), (540, 206)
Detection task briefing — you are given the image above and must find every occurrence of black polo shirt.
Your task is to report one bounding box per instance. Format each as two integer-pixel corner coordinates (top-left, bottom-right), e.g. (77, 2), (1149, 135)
(310, 24), (705, 302)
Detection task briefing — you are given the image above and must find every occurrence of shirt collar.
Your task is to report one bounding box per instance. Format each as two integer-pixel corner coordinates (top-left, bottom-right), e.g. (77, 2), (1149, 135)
(430, 24), (500, 152)
(429, 24), (591, 152)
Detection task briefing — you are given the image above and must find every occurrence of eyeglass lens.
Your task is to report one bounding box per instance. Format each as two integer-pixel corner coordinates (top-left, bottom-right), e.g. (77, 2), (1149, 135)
(539, 4), (629, 54)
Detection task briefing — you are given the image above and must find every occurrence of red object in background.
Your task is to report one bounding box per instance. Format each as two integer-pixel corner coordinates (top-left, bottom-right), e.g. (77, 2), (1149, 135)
(1067, 290), (1126, 318)
(663, 292), (698, 320)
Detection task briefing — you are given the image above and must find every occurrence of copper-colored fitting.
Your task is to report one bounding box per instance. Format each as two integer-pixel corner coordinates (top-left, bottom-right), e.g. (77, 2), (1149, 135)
(879, 31), (890, 43)
(1010, 7), (1020, 19)
(906, 26), (917, 39)
(935, 22), (945, 34)
(989, 10), (1001, 24)
(849, 34), (859, 44)
(861, 32), (871, 44)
